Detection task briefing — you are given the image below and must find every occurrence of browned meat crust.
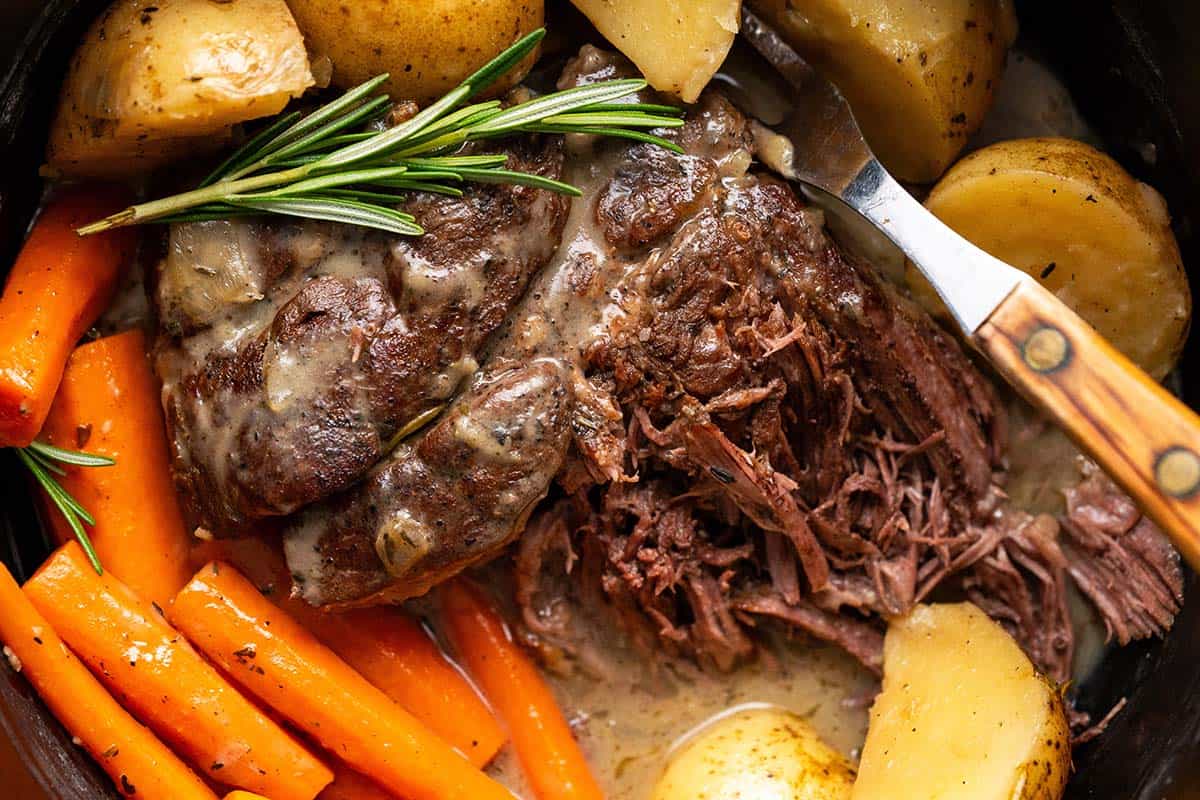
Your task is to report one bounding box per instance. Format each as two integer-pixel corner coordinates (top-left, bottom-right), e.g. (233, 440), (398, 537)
(285, 359), (574, 605)
(154, 137), (568, 533)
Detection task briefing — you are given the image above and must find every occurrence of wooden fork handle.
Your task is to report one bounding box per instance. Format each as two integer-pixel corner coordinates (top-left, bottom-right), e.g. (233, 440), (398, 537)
(976, 279), (1200, 568)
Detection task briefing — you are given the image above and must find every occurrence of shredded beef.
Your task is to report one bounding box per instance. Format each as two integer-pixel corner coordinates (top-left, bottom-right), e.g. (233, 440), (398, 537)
(514, 47), (1183, 687)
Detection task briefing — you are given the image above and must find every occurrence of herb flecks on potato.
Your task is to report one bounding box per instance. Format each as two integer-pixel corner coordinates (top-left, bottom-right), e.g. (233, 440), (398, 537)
(750, 0), (1017, 182)
(285, 0), (543, 106)
(852, 603), (1071, 800)
(653, 706), (855, 800)
(909, 136), (1191, 379)
(47, 0), (314, 178)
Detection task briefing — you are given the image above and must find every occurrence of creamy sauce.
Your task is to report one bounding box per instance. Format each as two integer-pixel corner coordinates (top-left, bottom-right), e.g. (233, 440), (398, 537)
(475, 623), (874, 800)
(156, 221), (368, 506)
(557, 645), (870, 799)
(482, 138), (634, 367)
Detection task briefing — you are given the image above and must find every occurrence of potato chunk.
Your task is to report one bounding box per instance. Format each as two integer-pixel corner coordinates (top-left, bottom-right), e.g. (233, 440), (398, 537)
(47, 0), (313, 177)
(570, 0), (740, 103)
(652, 707), (854, 800)
(286, 0), (543, 105)
(852, 603), (1070, 800)
(908, 137), (1191, 379)
(749, 0), (1016, 182)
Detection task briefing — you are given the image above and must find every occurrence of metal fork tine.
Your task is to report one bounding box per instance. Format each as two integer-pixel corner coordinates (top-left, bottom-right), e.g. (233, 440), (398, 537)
(738, 9), (817, 91)
(739, 8), (877, 196)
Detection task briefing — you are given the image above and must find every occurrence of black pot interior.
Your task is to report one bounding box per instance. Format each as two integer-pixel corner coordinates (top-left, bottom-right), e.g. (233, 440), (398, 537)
(1, 1), (1199, 797)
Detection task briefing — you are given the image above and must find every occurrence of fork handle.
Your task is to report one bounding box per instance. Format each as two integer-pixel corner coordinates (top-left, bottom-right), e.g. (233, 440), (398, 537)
(976, 278), (1200, 567)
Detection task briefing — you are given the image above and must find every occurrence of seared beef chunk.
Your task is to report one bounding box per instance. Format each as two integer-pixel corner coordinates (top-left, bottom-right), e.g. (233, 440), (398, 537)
(155, 138), (568, 532)
(285, 359), (573, 606)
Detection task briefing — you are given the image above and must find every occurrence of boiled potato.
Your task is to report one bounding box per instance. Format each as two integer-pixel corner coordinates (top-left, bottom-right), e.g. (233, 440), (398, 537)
(47, 0), (314, 177)
(286, 0), (543, 105)
(571, 0), (740, 103)
(852, 603), (1070, 800)
(749, 0), (1017, 182)
(908, 137), (1191, 379)
(652, 706), (855, 800)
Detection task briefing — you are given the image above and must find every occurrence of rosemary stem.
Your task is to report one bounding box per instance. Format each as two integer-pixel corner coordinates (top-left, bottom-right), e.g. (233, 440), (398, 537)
(76, 165), (315, 235)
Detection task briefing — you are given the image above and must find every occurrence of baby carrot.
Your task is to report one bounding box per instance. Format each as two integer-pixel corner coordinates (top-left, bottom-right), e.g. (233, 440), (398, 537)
(319, 764), (397, 800)
(169, 562), (517, 800)
(40, 329), (192, 607)
(23, 542), (333, 800)
(191, 536), (506, 766)
(441, 579), (605, 800)
(299, 607), (506, 766)
(0, 185), (136, 447)
(0, 561), (216, 800)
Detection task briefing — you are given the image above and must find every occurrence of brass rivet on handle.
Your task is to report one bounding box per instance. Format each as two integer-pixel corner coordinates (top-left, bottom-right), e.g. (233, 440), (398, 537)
(1155, 447), (1200, 499)
(1021, 325), (1071, 373)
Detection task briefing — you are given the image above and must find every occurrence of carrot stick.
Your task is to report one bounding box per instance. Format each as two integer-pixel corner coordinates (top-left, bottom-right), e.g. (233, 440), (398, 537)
(441, 579), (604, 800)
(169, 562), (517, 800)
(191, 536), (506, 766)
(0, 560), (216, 800)
(0, 185), (136, 447)
(303, 606), (506, 767)
(319, 764), (398, 800)
(39, 329), (192, 607)
(23, 542), (333, 800)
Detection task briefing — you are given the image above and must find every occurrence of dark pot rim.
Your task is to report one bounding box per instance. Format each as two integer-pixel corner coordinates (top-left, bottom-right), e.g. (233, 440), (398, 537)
(2, 1), (1199, 798)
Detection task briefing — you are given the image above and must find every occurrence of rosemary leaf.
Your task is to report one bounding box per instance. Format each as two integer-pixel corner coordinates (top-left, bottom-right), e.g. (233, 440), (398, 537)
(446, 167), (582, 196)
(375, 169), (463, 184)
(27, 441), (116, 468)
(407, 101), (504, 143)
(537, 111), (686, 129)
(16, 445), (109, 574)
(24, 448), (67, 477)
(398, 154), (509, 169)
(578, 102), (686, 116)
(382, 182), (465, 197)
(321, 188), (427, 204)
(523, 124), (685, 153)
(259, 95), (394, 169)
(460, 28), (546, 97)
(225, 197), (425, 236)
(200, 111), (302, 188)
(466, 79), (649, 135)
(239, 74), (393, 172)
(251, 166), (412, 197)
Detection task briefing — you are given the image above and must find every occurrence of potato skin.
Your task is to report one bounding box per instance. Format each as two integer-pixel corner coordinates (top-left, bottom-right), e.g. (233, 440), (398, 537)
(570, 0), (740, 103)
(47, 0), (313, 177)
(909, 137), (1191, 379)
(652, 706), (854, 800)
(851, 603), (1070, 800)
(749, 0), (1016, 182)
(285, 0), (543, 105)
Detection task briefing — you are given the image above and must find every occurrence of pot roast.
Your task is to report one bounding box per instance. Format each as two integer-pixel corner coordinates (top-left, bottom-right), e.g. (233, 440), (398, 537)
(152, 47), (1183, 684)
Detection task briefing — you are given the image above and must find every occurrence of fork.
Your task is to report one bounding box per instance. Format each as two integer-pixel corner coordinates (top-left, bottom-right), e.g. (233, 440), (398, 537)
(739, 8), (1200, 571)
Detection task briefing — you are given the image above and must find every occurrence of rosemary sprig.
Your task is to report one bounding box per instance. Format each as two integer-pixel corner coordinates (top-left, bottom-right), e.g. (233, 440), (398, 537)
(16, 441), (114, 574)
(78, 28), (685, 237)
